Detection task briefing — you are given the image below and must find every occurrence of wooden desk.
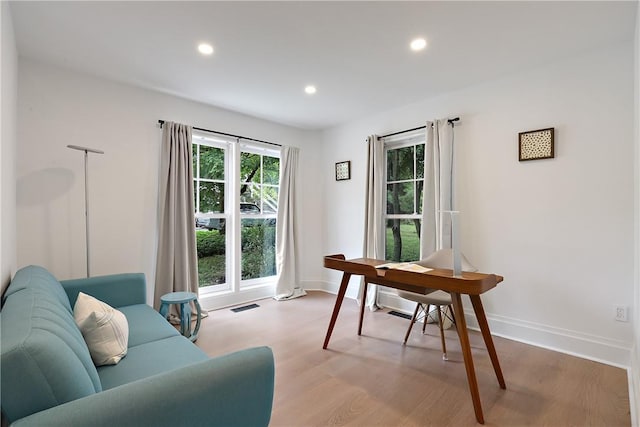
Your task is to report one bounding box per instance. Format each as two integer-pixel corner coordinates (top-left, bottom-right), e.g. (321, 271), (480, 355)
(323, 254), (506, 424)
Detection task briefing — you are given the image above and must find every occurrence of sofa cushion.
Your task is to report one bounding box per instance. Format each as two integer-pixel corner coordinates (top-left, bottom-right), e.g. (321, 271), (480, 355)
(1, 286), (102, 422)
(2, 265), (72, 312)
(97, 336), (209, 390)
(117, 304), (180, 347)
(62, 273), (147, 308)
(74, 292), (129, 366)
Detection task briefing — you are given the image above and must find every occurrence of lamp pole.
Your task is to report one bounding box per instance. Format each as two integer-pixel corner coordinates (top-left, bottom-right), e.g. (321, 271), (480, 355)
(67, 145), (104, 277)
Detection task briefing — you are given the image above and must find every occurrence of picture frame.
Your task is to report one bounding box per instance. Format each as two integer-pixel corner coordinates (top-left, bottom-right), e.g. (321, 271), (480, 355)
(518, 127), (554, 161)
(335, 161), (351, 181)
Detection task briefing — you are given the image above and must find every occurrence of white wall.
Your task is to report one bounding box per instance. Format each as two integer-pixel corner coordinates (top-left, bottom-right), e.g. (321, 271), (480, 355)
(1, 2), (18, 295)
(631, 1), (640, 423)
(321, 42), (635, 367)
(16, 58), (324, 304)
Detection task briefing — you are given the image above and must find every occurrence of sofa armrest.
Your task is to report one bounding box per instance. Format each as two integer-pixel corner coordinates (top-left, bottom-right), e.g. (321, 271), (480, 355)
(11, 346), (275, 427)
(61, 273), (147, 308)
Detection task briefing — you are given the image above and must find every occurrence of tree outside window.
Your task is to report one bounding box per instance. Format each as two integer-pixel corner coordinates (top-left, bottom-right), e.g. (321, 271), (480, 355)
(385, 143), (424, 262)
(240, 151), (279, 282)
(193, 142), (227, 288)
(193, 139), (281, 288)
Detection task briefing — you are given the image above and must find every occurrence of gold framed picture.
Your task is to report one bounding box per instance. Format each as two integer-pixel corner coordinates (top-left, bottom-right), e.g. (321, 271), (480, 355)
(335, 161), (351, 181)
(519, 128), (554, 161)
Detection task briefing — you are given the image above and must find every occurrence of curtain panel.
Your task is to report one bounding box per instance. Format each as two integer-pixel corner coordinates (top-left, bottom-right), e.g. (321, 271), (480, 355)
(274, 146), (305, 300)
(359, 135), (385, 310)
(420, 119), (455, 258)
(154, 122), (199, 316)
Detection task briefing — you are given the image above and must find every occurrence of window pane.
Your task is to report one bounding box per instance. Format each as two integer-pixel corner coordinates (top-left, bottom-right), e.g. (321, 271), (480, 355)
(196, 230), (226, 287)
(385, 219), (421, 262)
(263, 186), (278, 213)
(195, 142), (281, 293)
(416, 179), (424, 214)
(196, 217), (226, 232)
(241, 152), (261, 183)
(199, 182), (224, 213)
(193, 183), (197, 212)
(241, 219), (276, 280)
(199, 145), (225, 180)
(416, 144), (425, 179)
(240, 202), (260, 214)
(240, 183), (261, 206)
(387, 146), (414, 181)
(387, 182), (415, 214)
(263, 156), (280, 185)
(193, 146), (198, 178)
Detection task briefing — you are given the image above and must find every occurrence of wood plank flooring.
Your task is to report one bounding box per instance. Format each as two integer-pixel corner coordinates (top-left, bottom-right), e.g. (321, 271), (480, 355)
(194, 291), (630, 426)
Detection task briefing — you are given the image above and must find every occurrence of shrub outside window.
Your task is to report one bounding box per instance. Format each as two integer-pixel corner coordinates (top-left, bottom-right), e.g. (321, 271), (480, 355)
(193, 133), (280, 292)
(239, 149), (279, 283)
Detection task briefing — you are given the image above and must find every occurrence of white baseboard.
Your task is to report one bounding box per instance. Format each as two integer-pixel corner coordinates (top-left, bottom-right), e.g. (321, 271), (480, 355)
(314, 280), (632, 369)
(630, 345), (639, 427)
(200, 279), (636, 422)
(198, 278), (341, 311)
(382, 290), (631, 368)
(199, 285), (276, 311)
(304, 279), (361, 300)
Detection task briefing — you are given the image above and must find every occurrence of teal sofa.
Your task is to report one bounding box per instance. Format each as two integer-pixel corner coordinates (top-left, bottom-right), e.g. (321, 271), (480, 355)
(1, 266), (275, 426)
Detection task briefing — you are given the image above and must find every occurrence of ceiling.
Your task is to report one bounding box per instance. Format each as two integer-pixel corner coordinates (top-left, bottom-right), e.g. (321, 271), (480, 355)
(9, 1), (638, 130)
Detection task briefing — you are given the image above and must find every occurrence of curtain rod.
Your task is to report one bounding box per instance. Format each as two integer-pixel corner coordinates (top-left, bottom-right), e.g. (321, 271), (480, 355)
(381, 117), (460, 139)
(158, 120), (282, 148)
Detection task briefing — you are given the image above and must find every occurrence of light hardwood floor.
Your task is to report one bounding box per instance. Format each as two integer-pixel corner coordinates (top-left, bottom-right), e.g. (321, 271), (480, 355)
(195, 291), (630, 426)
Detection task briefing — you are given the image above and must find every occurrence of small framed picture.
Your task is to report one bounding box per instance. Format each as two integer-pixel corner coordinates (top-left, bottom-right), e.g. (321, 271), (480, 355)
(335, 161), (351, 181)
(519, 128), (554, 161)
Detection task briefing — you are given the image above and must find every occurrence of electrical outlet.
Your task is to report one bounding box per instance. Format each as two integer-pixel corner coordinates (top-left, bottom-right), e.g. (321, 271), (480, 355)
(614, 305), (628, 322)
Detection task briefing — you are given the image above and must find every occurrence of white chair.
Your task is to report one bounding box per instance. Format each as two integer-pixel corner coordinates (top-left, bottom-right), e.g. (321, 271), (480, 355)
(397, 249), (477, 360)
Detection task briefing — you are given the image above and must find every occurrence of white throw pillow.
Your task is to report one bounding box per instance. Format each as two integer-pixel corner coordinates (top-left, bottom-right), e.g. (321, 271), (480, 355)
(73, 292), (129, 366)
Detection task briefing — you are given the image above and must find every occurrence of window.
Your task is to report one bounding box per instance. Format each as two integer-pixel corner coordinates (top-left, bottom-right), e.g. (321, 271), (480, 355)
(193, 135), (229, 291)
(239, 148), (279, 283)
(385, 135), (425, 262)
(193, 132), (280, 296)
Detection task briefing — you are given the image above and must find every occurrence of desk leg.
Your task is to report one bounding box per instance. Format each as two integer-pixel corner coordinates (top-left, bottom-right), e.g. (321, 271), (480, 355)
(451, 292), (484, 424)
(358, 279), (368, 336)
(470, 295), (506, 389)
(323, 272), (351, 349)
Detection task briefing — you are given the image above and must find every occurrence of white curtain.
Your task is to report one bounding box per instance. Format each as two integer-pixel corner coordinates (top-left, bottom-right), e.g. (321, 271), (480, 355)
(359, 135), (385, 310)
(154, 122), (199, 314)
(274, 146), (306, 301)
(420, 119), (455, 258)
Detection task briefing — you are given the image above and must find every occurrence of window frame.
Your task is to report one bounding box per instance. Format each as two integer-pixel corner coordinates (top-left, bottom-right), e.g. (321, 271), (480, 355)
(238, 142), (280, 287)
(383, 132), (425, 262)
(192, 132), (232, 294)
(192, 131), (281, 298)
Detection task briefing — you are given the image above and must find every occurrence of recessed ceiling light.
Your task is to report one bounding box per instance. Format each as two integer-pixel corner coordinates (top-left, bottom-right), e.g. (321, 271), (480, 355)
(304, 85), (317, 95)
(410, 38), (427, 51)
(198, 43), (214, 55)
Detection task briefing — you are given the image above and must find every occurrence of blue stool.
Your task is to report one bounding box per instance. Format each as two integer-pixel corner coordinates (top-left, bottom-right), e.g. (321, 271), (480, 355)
(159, 291), (202, 342)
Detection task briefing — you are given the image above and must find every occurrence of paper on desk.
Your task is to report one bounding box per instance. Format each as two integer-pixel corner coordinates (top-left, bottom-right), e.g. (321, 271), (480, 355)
(375, 263), (433, 273)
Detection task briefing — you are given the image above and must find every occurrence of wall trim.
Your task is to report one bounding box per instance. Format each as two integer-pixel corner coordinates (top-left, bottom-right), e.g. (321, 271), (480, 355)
(630, 345), (639, 427)
(202, 279), (635, 416)
(315, 280), (632, 369)
(199, 284), (276, 311)
(304, 279), (361, 300)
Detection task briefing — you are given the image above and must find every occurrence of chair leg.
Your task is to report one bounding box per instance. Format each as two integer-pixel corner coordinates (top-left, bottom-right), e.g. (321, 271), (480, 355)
(436, 306), (448, 360)
(403, 303), (421, 344)
(447, 304), (456, 326)
(422, 304), (430, 334)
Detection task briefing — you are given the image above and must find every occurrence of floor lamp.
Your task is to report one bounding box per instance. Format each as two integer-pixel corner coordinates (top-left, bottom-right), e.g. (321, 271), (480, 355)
(67, 145), (104, 277)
